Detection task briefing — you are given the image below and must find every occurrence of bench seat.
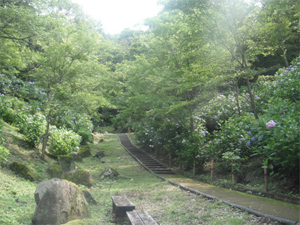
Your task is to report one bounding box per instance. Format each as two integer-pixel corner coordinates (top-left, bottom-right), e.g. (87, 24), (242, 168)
(126, 211), (158, 225)
(111, 196), (135, 218)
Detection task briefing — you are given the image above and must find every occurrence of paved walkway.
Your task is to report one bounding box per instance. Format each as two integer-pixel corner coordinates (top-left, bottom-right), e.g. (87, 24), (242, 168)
(118, 134), (300, 225)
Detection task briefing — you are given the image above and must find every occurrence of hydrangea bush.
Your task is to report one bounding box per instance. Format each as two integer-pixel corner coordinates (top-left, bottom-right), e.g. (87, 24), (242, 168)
(18, 114), (46, 147)
(247, 99), (300, 178)
(49, 127), (81, 156)
(55, 111), (93, 144)
(132, 58), (299, 185)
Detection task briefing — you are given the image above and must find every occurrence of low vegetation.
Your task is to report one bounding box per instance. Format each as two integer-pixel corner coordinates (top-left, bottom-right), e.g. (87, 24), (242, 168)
(0, 126), (280, 224)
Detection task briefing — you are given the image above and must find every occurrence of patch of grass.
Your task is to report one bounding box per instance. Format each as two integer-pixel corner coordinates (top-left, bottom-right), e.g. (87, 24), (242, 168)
(0, 169), (37, 224)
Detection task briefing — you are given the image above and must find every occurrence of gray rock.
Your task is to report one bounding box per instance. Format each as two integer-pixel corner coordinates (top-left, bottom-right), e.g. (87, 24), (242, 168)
(94, 151), (105, 158)
(83, 191), (98, 205)
(98, 167), (119, 179)
(32, 179), (91, 225)
(58, 156), (75, 173)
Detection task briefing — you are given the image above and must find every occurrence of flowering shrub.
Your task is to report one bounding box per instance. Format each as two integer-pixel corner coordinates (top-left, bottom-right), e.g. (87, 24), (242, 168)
(210, 114), (256, 161)
(18, 114), (46, 147)
(0, 96), (27, 124)
(198, 94), (239, 132)
(49, 127), (81, 156)
(247, 99), (300, 178)
(0, 74), (46, 101)
(55, 111), (93, 144)
(258, 57), (300, 103)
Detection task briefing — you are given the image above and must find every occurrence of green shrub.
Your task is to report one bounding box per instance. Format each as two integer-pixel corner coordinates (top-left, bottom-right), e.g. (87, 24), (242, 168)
(247, 99), (300, 179)
(0, 96), (26, 125)
(55, 111), (93, 144)
(49, 127), (81, 157)
(18, 114), (46, 147)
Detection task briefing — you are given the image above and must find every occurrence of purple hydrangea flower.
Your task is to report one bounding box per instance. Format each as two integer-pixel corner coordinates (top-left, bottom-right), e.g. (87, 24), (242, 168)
(247, 141), (251, 146)
(251, 137), (256, 143)
(266, 120), (276, 128)
(250, 113), (254, 116)
(245, 125), (249, 130)
(248, 131), (252, 136)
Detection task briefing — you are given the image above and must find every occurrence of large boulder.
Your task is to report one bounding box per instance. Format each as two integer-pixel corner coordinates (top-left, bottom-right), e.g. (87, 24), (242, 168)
(32, 179), (91, 225)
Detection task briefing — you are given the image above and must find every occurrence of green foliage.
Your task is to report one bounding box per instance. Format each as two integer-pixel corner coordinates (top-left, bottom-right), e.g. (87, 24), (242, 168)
(18, 114), (46, 147)
(267, 57), (300, 102)
(248, 99), (300, 177)
(0, 96), (26, 125)
(56, 111), (93, 144)
(209, 115), (255, 161)
(49, 127), (81, 157)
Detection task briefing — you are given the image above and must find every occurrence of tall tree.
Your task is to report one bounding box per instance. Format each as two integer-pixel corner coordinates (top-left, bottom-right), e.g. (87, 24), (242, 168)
(32, 1), (110, 159)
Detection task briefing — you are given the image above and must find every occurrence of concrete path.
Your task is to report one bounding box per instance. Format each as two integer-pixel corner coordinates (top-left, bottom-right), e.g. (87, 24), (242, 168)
(160, 174), (300, 224)
(118, 134), (300, 224)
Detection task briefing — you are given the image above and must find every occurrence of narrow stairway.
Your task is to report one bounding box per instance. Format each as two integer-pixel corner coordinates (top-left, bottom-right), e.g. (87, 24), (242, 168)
(118, 134), (175, 175)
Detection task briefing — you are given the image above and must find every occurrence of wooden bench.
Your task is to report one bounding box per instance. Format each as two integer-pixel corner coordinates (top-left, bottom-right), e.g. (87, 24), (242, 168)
(111, 196), (135, 219)
(126, 211), (158, 225)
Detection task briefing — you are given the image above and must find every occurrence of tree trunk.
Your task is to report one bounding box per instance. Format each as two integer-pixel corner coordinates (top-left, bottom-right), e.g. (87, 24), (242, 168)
(231, 165), (235, 184)
(264, 167), (268, 192)
(193, 157), (196, 177)
(168, 153), (172, 167)
(41, 110), (52, 160)
(235, 92), (241, 117)
(246, 79), (259, 119)
(41, 122), (50, 160)
(210, 158), (214, 181)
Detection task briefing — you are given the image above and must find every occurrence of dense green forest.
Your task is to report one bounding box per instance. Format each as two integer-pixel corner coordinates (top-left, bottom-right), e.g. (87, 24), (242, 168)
(1, 0), (299, 193)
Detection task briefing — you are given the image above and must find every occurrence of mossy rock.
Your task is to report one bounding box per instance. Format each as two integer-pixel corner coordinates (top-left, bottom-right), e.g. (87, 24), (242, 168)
(64, 169), (94, 188)
(98, 167), (119, 180)
(77, 145), (91, 158)
(9, 161), (36, 181)
(47, 163), (63, 178)
(58, 155), (75, 173)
